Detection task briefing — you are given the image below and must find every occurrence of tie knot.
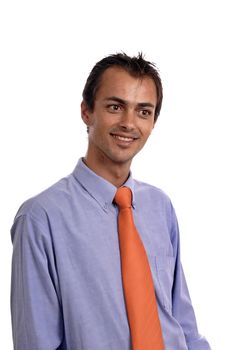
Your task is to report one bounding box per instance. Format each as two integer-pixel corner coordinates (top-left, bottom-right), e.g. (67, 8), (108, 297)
(114, 187), (132, 209)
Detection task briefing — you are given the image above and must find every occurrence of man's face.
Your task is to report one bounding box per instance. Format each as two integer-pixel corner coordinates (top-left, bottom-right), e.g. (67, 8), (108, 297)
(82, 67), (157, 167)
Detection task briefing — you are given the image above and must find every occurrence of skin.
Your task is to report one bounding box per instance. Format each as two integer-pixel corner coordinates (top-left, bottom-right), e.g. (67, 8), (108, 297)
(81, 67), (157, 187)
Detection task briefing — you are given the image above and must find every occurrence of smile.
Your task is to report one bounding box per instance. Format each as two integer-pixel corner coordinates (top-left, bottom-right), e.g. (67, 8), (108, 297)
(110, 133), (137, 143)
(113, 135), (134, 142)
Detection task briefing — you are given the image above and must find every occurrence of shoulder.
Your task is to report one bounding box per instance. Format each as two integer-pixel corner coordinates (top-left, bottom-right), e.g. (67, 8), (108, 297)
(133, 179), (179, 242)
(14, 173), (76, 224)
(133, 178), (177, 225)
(134, 179), (172, 206)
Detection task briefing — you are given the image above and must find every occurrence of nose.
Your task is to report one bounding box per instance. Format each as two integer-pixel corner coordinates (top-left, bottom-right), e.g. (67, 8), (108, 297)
(119, 109), (135, 131)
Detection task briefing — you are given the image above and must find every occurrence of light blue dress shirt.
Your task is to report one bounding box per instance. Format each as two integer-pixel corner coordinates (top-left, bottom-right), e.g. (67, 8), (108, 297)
(11, 159), (211, 350)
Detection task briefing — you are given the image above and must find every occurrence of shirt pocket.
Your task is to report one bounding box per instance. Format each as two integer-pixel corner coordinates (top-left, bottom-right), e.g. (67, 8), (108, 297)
(148, 254), (175, 313)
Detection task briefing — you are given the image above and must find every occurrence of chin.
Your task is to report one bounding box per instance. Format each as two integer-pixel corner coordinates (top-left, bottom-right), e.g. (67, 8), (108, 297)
(109, 153), (136, 165)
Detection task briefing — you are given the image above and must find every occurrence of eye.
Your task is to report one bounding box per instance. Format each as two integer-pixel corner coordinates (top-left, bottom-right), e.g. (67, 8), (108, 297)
(138, 109), (152, 118)
(107, 104), (122, 112)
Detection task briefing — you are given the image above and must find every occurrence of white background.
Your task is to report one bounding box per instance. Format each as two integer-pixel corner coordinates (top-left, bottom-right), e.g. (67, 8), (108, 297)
(1, 1), (233, 348)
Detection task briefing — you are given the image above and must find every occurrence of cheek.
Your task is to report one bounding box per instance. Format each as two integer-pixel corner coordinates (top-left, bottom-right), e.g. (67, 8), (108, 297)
(89, 121), (110, 142)
(140, 124), (154, 138)
(137, 117), (154, 131)
(93, 115), (112, 130)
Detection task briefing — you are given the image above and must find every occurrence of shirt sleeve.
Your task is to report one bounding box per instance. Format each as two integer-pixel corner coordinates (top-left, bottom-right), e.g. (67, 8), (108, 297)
(10, 203), (64, 350)
(170, 203), (212, 350)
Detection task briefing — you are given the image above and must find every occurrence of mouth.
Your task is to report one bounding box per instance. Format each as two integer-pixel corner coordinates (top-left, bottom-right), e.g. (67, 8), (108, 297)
(110, 133), (138, 144)
(111, 135), (134, 142)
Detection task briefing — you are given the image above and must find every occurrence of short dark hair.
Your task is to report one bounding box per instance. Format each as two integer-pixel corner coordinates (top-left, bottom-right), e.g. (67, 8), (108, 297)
(82, 52), (163, 122)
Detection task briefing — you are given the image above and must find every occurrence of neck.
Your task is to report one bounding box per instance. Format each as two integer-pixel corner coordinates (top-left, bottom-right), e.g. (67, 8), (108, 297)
(83, 153), (131, 188)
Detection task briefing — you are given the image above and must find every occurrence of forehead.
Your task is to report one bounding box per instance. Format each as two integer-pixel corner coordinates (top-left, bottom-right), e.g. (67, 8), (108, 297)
(95, 67), (157, 103)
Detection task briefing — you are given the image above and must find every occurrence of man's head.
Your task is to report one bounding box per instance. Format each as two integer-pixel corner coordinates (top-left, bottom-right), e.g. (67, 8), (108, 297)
(81, 53), (163, 175)
(82, 52), (163, 123)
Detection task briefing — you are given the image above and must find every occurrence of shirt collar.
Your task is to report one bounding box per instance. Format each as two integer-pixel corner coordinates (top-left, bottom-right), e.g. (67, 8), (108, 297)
(72, 158), (135, 212)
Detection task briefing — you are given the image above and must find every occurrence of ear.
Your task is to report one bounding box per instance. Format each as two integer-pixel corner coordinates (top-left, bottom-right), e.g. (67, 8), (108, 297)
(149, 123), (155, 136)
(149, 118), (156, 133)
(81, 101), (93, 127)
(152, 116), (158, 129)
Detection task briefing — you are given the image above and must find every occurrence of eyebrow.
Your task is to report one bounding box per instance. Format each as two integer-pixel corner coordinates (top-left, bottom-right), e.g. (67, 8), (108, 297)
(104, 96), (155, 109)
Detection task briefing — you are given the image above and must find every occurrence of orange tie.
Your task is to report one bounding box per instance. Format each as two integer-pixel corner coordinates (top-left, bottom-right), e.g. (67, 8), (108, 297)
(115, 186), (164, 350)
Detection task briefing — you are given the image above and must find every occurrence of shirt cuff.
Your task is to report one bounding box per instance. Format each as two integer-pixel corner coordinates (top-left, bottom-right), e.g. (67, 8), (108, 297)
(187, 336), (212, 350)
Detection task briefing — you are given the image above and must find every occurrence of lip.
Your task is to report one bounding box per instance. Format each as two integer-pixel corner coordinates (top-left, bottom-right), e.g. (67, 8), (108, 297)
(110, 133), (138, 147)
(110, 133), (139, 142)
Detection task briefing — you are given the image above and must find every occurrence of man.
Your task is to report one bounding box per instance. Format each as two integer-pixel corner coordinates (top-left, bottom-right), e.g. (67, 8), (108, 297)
(11, 53), (211, 349)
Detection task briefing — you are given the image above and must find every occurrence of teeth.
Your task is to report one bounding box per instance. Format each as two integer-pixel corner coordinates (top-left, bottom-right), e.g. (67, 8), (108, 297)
(113, 135), (133, 142)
